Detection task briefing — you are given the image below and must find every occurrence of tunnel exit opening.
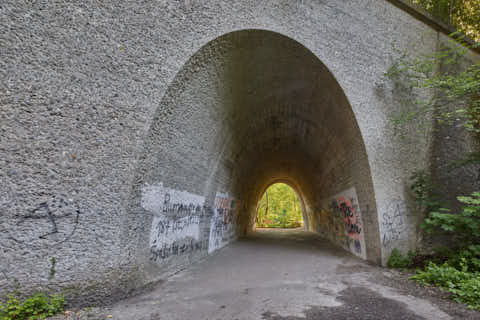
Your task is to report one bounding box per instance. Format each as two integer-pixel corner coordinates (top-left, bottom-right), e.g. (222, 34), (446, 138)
(255, 182), (305, 230)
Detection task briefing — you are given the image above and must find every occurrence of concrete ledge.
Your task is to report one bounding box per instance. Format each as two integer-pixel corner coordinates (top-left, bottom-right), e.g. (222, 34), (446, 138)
(386, 0), (479, 53)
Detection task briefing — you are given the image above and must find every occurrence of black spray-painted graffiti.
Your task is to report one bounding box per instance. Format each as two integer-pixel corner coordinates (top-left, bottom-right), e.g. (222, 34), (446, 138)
(208, 194), (236, 254)
(381, 200), (409, 248)
(9, 197), (80, 246)
(161, 193), (203, 217)
(148, 190), (212, 261)
(152, 215), (200, 236)
(150, 239), (208, 261)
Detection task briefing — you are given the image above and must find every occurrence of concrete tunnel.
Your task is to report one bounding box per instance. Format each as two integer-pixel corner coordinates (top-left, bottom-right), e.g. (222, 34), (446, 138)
(132, 28), (382, 271)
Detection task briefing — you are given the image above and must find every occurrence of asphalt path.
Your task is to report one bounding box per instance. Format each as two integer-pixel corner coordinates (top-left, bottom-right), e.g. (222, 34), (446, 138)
(106, 229), (463, 320)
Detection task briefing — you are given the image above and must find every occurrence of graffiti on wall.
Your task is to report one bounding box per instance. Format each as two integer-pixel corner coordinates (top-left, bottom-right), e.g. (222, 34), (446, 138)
(320, 187), (366, 259)
(208, 192), (236, 254)
(7, 197), (80, 247)
(141, 183), (207, 261)
(381, 199), (409, 249)
(328, 206), (345, 239)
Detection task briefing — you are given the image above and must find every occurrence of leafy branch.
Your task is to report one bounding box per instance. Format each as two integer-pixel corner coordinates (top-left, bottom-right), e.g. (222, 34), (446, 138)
(386, 34), (480, 136)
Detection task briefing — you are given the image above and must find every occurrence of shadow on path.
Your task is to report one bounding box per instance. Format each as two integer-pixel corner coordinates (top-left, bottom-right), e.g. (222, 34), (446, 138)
(262, 286), (424, 320)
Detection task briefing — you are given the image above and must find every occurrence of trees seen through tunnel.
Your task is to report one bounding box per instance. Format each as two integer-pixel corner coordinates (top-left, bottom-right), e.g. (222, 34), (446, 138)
(256, 183), (303, 229)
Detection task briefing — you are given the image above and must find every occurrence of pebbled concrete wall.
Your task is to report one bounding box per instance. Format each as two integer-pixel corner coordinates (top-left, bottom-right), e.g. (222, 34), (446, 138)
(430, 34), (480, 207)
(1, 0), (477, 305)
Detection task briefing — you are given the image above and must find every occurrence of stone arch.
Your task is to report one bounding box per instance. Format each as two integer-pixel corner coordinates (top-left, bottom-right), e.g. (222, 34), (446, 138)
(1, 0), (458, 304)
(128, 29), (382, 283)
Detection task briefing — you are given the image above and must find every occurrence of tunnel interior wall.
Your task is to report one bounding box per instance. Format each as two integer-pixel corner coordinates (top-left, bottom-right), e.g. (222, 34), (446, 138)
(121, 31), (383, 286)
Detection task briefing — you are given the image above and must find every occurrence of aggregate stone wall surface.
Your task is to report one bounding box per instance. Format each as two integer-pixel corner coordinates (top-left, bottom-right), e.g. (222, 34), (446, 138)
(1, 0), (477, 304)
(430, 34), (480, 209)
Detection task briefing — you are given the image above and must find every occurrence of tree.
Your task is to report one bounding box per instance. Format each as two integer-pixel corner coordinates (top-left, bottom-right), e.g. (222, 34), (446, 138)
(256, 183), (303, 228)
(411, 0), (480, 41)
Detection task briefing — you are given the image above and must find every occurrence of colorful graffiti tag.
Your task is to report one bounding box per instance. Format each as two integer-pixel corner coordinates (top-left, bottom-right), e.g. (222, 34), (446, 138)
(322, 187), (366, 259)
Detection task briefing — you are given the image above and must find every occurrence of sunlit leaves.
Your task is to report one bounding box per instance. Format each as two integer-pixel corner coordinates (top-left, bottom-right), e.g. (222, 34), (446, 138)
(411, 0), (480, 41)
(256, 183), (303, 228)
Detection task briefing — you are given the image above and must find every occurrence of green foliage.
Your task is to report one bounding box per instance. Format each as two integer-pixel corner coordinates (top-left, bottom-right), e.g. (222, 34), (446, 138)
(256, 183), (303, 228)
(452, 276), (480, 309)
(409, 171), (480, 249)
(447, 246), (480, 272)
(410, 261), (472, 288)
(422, 192), (480, 246)
(409, 170), (444, 212)
(49, 257), (56, 280)
(0, 293), (64, 320)
(411, 0), (480, 41)
(387, 35), (480, 137)
(410, 262), (480, 309)
(387, 248), (416, 268)
(409, 171), (480, 251)
(400, 172), (480, 308)
(447, 151), (480, 171)
(405, 183), (480, 309)
(412, 0), (451, 21)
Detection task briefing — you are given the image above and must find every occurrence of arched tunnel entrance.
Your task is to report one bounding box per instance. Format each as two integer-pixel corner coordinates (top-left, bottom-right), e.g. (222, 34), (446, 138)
(135, 29), (381, 274)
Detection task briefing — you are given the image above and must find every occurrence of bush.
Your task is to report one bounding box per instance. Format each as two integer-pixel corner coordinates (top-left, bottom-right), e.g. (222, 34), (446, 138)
(423, 192), (480, 246)
(0, 293), (64, 320)
(452, 276), (480, 309)
(410, 262), (480, 309)
(410, 262), (472, 288)
(447, 245), (480, 272)
(406, 191), (480, 309)
(387, 248), (416, 269)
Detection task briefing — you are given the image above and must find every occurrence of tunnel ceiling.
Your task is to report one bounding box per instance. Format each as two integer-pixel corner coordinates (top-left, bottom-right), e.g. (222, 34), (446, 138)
(219, 31), (365, 195)
(141, 29), (379, 262)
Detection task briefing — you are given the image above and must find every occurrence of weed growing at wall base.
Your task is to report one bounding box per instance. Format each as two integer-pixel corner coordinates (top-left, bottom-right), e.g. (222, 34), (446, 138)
(387, 248), (416, 269)
(0, 293), (64, 320)
(410, 262), (480, 309)
(387, 186), (480, 309)
(412, 191), (480, 309)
